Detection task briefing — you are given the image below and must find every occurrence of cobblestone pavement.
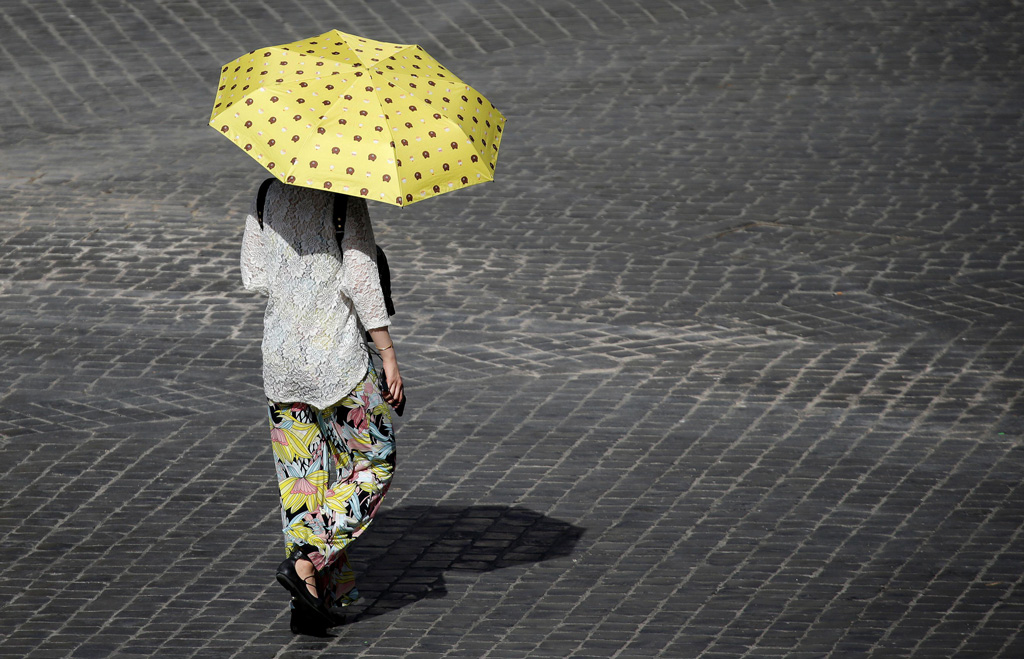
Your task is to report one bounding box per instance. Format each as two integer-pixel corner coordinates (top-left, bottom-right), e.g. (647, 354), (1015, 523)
(2, 0), (1023, 657)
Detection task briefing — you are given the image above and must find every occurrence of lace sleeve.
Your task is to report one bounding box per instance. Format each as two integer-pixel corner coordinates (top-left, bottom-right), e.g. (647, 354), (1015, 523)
(240, 199), (270, 295)
(339, 197), (391, 330)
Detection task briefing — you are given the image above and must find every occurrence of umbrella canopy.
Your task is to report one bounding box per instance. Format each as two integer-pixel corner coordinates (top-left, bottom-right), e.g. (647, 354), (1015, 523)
(210, 29), (505, 207)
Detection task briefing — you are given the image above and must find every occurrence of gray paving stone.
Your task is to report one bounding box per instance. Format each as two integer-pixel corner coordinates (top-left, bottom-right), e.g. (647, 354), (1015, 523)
(1, 0), (1023, 656)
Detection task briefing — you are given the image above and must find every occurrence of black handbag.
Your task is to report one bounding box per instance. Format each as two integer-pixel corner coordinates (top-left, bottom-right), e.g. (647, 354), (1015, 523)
(255, 178), (396, 316)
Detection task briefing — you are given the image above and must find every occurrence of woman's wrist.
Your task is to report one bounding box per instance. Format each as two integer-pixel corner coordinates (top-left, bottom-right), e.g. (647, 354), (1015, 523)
(367, 326), (394, 356)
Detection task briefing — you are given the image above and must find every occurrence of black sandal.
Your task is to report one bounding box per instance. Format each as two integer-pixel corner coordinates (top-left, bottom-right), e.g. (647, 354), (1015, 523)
(276, 548), (334, 628)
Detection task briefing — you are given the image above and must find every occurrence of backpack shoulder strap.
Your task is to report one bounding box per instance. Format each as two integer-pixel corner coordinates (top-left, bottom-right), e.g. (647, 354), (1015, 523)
(255, 177), (275, 229)
(333, 193), (347, 250)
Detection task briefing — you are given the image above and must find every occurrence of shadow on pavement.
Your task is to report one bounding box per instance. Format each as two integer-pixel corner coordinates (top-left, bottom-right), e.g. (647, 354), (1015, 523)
(349, 504), (585, 618)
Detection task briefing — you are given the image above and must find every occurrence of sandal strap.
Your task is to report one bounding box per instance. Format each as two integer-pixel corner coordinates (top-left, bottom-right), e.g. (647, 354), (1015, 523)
(293, 556), (322, 602)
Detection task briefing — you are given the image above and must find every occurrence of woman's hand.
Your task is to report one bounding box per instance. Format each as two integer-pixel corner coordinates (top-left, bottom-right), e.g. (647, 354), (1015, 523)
(368, 327), (403, 407)
(380, 351), (404, 407)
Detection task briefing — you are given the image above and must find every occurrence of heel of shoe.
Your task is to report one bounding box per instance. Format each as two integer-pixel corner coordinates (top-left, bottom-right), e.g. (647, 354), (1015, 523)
(275, 571), (296, 595)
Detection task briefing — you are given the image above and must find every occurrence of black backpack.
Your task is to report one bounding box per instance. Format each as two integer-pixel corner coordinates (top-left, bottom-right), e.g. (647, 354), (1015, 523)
(255, 178), (395, 316)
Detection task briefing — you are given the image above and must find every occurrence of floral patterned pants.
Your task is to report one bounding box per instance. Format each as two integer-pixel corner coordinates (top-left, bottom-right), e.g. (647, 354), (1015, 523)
(267, 363), (395, 610)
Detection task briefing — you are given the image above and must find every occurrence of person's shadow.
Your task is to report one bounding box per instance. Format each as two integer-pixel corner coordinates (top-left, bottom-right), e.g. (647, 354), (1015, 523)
(347, 505), (585, 618)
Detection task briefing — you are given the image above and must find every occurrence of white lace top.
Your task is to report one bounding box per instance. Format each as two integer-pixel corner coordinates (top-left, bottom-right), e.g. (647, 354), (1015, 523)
(240, 181), (391, 409)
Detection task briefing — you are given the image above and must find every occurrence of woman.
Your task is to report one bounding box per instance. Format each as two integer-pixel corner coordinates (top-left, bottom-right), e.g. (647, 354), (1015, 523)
(240, 179), (403, 634)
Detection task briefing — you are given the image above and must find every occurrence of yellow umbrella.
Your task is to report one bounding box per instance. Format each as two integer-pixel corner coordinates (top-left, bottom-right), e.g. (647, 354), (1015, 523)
(210, 29), (505, 207)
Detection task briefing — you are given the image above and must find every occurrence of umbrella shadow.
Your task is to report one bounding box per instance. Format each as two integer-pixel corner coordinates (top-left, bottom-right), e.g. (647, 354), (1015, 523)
(347, 505), (585, 618)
